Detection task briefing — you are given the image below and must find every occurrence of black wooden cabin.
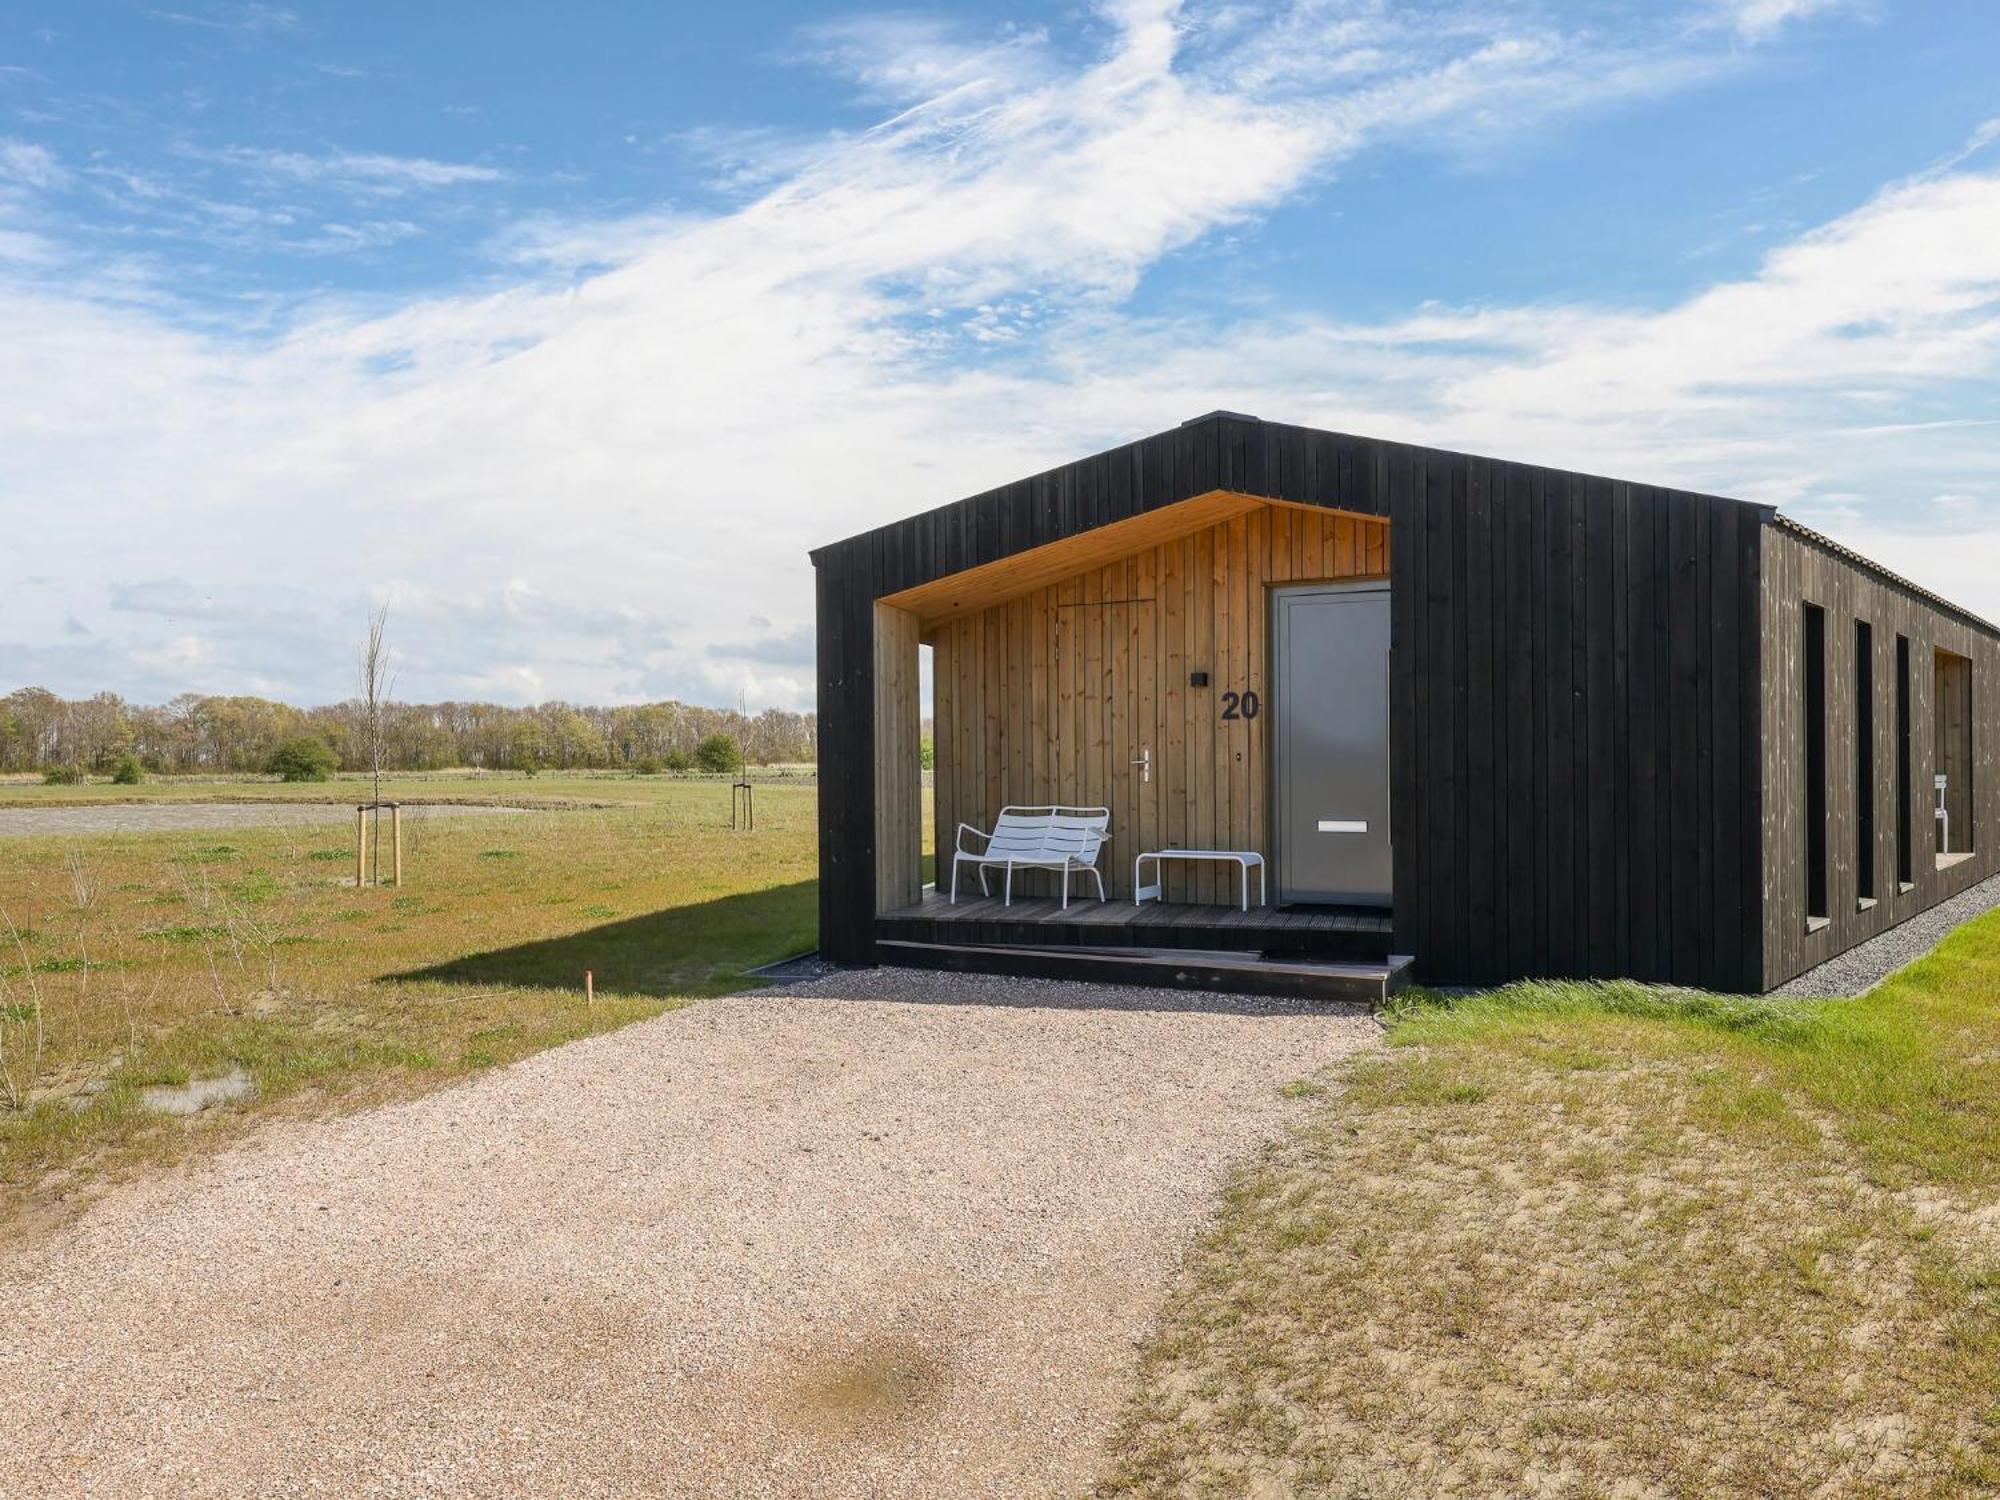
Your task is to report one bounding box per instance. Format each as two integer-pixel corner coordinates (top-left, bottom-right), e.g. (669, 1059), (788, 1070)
(812, 413), (1995, 997)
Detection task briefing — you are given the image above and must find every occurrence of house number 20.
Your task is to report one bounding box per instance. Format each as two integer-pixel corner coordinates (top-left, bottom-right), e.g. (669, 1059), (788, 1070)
(1220, 690), (1260, 721)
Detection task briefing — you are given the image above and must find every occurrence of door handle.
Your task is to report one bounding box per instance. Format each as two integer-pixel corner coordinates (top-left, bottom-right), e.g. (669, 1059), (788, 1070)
(1132, 747), (1151, 784)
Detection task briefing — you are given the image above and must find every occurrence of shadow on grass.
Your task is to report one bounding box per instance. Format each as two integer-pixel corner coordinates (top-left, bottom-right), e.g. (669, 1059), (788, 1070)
(390, 879), (817, 999)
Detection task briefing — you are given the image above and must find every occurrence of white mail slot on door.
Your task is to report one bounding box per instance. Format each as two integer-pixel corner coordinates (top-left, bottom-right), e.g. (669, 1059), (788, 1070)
(1317, 819), (1368, 834)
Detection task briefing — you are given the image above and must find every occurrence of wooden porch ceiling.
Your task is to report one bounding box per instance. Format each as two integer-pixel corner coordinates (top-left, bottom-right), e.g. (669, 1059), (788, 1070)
(876, 488), (1388, 632)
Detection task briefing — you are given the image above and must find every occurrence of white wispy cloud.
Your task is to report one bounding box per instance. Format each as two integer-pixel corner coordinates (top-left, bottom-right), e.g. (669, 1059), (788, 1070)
(490, 210), (695, 273)
(148, 5), (300, 37)
(291, 219), (421, 254)
(1396, 167), (2000, 455)
(1712, 0), (1855, 42)
(0, 138), (66, 190)
(221, 147), (505, 193)
(794, 12), (1052, 105)
(0, 229), (57, 263)
(1935, 116), (2000, 174)
(2, 0), (1992, 709)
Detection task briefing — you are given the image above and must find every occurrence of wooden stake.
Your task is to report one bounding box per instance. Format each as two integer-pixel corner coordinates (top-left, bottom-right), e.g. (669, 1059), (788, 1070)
(356, 808), (366, 887)
(393, 804), (403, 886)
(585, 969), (594, 1007)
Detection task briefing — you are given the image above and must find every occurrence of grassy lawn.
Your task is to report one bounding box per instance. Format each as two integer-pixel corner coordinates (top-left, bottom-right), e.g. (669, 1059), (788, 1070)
(1102, 918), (2000, 1497)
(0, 775), (823, 1228)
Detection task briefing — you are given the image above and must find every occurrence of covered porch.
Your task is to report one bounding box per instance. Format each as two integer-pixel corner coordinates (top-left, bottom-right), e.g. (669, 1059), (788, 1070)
(860, 478), (1396, 997)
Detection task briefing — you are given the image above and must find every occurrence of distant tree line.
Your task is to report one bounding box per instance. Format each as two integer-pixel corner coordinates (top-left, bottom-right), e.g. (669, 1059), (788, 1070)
(0, 687), (818, 776)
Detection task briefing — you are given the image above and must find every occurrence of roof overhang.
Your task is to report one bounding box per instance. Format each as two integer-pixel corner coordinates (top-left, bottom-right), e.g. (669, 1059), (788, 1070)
(876, 489), (1384, 630)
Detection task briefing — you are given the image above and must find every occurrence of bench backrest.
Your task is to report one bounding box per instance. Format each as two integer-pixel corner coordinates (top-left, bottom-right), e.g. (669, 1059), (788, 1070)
(986, 805), (1109, 867)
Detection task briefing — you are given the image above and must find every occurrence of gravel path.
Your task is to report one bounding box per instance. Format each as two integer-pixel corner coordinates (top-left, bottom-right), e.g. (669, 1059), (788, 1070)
(1773, 869), (2000, 997)
(0, 801), (531, 837)
(0, 970), (1379, 1499)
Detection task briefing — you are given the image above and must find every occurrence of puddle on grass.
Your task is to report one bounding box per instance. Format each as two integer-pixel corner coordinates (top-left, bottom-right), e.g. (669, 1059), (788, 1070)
(781, 1333), (951, 1438)
(138, 1068), (254, 1117)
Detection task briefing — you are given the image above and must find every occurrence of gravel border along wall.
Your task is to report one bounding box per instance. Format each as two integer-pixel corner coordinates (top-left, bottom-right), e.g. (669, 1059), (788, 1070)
(1773, 869), (2000, 998)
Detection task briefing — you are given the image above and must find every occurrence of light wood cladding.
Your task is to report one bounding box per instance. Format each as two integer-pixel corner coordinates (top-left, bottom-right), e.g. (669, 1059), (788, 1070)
(931, 502), (1387, 904)
(882, 489), (1383, 631)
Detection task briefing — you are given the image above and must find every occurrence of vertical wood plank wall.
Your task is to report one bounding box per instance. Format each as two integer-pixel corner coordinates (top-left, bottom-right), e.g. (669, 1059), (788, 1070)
(1389, 454), (1767, 992)
(1761, 527), (1999, 987)
(872, 602), (923, 914)
(930, 505), (1386, 904)
(816, 533), (878, 962)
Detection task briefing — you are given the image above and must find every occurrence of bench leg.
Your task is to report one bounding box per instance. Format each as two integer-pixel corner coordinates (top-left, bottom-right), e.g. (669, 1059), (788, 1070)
(1239, 860), (1249, 912)
(1004, 860), (1014, 907)
(1058, 861), (1067, 911)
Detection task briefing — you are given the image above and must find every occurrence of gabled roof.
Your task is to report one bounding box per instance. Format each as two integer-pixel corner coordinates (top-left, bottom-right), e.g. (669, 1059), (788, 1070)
(809, 412), (1770, 602)
(1771, 513), (1999, 640)
(813, 412), (1997, 642)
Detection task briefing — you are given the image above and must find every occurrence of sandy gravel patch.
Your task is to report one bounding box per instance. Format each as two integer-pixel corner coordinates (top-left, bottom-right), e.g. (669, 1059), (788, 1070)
(0, 969), (1378, 1498)
(0, 802), (532, 838)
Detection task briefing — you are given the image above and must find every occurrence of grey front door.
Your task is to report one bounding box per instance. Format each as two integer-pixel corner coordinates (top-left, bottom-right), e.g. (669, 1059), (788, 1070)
(1273, 582), (1392, 907)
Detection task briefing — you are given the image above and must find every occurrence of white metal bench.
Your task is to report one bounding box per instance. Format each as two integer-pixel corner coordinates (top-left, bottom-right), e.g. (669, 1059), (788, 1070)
(951, 805), (1110, 907)
(1134, 849), (1266, 911)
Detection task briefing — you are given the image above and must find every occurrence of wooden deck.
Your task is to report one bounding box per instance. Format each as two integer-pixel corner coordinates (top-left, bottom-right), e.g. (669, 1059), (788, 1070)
(876, 938), (1412, 1005)
(877, 890), (1393, 961)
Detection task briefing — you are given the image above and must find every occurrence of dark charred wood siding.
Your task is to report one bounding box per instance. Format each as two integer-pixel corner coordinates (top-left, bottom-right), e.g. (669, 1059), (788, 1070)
(813, 534), (877, 963)
(815, 413), (1773, 987)
(1759, 524), (2000, 988)
(1388, 454), (1767, 992)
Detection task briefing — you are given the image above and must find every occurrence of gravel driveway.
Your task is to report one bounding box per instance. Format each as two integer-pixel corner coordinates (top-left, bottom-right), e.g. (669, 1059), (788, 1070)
(0, 970), (1379, 1499)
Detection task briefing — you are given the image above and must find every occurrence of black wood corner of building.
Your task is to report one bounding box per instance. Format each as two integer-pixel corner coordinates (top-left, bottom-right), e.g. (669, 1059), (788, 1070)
(814, 413), (2000, 995)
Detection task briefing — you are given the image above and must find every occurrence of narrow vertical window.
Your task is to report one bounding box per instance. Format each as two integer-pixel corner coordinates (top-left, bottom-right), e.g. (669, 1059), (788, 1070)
(1854, 620), (1874, 905)
(1935, 647), (1974, 863)
(1895, 635), (1913, 887)
(1804, 604), (1828, 925)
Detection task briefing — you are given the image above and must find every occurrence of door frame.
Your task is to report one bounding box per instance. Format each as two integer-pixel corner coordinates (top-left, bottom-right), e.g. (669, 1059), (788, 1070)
(1268, 578), (1393, 908)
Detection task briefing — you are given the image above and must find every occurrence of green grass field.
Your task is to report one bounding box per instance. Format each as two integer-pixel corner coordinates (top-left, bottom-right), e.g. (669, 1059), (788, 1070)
(0, 774), (826, 1226)
(1102, 919), (2000, 1496)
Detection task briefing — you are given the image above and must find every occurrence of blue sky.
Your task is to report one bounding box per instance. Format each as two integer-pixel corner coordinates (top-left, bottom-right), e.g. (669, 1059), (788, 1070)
(5, 0), (2000, 708)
